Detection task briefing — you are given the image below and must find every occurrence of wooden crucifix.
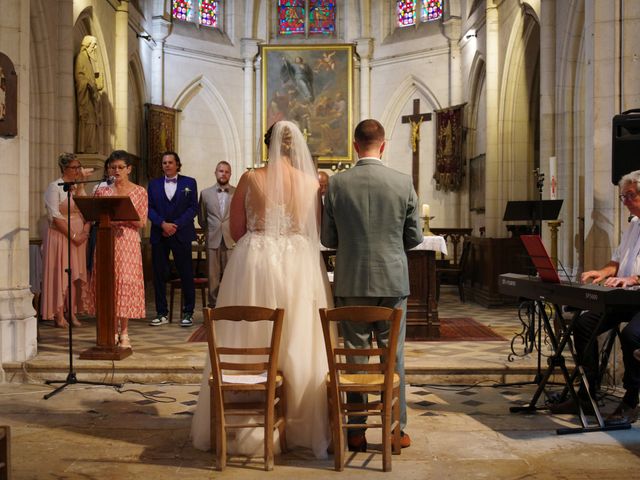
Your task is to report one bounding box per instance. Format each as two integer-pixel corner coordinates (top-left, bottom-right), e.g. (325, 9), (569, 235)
(401, 99), (432, 193)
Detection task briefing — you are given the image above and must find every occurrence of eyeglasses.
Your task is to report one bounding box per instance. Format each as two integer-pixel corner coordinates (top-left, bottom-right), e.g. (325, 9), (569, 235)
(619, 191), (639, 202)
(108, 165), (128, 170)
(67, 165), (82, 170)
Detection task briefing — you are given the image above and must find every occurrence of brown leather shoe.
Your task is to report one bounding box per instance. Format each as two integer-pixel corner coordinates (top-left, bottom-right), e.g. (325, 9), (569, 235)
(347, 433), (367, 452)
(548, 397), (595, 415)
(400, 431), (411, 448)
(605, 401), (639, 426)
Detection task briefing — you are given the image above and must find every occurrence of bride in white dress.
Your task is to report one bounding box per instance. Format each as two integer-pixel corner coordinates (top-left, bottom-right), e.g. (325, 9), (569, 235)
(190, 121), (332, 459)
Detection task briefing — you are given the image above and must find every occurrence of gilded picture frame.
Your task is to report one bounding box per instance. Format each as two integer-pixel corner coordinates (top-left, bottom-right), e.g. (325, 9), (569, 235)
(262, 44), (353, 165)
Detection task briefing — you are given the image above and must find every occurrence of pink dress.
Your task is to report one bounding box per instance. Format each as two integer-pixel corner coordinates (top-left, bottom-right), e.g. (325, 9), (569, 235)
(88, 185), (147, 318)
(41, 193), (88, 320)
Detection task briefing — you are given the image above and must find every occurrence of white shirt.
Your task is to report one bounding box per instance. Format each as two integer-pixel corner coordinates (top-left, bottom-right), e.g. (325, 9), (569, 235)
(44, 178), (67, 222)
(612, 216), (640, 277)
(216, 184), (229, 213)
(164, 176), (178, 200)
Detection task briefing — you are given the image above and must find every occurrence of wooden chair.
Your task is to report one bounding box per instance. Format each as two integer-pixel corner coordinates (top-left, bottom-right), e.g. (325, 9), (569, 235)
(0, 425), (10, 480)
(319, 306), (402, 472)
(436, 238), (471, 302)
(169, 228), (208, 322)
(203, 306), (287, 471)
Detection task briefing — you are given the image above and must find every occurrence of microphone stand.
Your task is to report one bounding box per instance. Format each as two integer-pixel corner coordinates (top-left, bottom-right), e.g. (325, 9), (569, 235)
(44, 176), (122, 400)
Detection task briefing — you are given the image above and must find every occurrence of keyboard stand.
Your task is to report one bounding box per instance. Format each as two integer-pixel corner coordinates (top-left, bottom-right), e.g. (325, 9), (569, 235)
(509, 301), (632, 435)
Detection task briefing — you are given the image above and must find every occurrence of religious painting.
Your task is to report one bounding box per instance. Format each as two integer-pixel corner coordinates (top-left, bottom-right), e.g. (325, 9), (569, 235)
(145, 103), (178, 179)
(262, 44), (353, 165)
(469, 154), (485, 212)
(0, 52), (17, 137)
(433, 103), (466, 192)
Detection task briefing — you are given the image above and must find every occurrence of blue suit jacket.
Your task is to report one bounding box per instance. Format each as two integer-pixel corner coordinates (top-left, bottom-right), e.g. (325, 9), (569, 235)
(148, 175), (198, 245)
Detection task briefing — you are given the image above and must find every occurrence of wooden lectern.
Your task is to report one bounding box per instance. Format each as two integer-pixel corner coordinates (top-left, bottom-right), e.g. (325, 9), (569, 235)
(75, 196), (139, 360)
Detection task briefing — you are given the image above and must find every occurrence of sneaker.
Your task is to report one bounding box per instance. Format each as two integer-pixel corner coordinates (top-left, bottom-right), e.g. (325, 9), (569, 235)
(149, 315), (168, 326)
(180, 314), (194, 327)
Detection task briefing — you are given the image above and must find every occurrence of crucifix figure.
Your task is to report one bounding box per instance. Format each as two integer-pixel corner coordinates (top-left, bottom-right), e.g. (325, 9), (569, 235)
(401, 99), (432, 192)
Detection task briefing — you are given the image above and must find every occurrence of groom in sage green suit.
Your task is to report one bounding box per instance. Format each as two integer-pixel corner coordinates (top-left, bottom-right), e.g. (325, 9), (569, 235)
(321, 119), (423, 451)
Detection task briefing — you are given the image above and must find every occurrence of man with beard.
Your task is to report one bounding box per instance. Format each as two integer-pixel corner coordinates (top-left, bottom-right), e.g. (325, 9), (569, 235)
(198, 161), (236, 308)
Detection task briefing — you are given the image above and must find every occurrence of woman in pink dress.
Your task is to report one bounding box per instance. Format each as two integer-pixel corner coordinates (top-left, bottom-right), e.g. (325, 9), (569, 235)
(41, 153), (92, 328)
(89, 150), (148, 349)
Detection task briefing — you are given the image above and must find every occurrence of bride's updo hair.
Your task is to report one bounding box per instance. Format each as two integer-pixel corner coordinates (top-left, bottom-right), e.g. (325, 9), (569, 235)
(264, 122), (294, 157)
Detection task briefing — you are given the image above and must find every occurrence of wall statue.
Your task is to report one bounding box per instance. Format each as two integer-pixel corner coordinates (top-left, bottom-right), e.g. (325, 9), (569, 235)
(74, 35), (103, 154)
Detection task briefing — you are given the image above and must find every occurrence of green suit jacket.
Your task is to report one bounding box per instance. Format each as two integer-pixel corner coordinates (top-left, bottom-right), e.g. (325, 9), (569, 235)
(321, 158), (423, 297)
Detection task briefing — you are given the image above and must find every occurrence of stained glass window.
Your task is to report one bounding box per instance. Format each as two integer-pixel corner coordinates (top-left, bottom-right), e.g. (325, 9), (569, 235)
(309, 1), (336, 35)
(199, 1), (219, 27)
(172, 0), (193, 22)
(397, 0), (416, 27)
(279, 0), (306, 35)
(397, 1), (443, 27)
(421, 0), (443, 22)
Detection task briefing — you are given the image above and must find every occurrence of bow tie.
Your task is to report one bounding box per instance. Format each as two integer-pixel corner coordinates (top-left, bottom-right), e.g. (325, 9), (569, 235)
(217, 187), (229, 193)
(165, 177), (177, 184)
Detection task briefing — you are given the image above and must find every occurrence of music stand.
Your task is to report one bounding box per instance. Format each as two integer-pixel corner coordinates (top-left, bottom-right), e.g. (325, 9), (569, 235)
(503, 200), (563, 234)
(496, 199), (563, 388)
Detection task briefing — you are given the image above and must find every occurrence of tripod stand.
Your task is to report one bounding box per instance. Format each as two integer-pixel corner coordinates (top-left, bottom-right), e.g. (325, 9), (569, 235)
(495, 169), (563, 388)
(44, 177), (121, 400)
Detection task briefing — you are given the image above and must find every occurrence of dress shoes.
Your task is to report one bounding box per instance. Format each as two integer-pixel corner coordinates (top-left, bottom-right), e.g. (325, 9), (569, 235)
(548, 397), (595, 415)
(400, 431), (411, 448)
(347, 434), (367, 452)
(605, 401), (639, 426)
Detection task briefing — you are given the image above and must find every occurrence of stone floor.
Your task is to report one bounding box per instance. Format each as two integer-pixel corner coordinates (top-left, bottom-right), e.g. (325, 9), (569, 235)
(1, 287), (639, 478)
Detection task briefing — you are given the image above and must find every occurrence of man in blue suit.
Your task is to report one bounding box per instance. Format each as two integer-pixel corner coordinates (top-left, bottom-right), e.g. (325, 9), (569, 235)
(147, 151), (198, 327)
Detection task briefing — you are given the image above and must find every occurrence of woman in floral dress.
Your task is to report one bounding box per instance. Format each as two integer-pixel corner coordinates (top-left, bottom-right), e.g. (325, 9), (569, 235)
(89, 150), (148, 349)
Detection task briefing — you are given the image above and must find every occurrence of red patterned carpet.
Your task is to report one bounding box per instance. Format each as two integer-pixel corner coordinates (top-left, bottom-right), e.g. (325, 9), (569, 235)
(433, 317), (506, 341)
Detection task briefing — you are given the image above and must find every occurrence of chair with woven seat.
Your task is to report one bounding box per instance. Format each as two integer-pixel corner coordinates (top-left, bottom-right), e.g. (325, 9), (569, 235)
(169, 228), (208, 322)
(319, 306), (402, 472)
(203, 305), (287, 471)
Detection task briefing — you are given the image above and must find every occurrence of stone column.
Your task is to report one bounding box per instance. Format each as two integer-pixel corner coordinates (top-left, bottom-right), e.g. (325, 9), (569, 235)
(442, 18), (462, 106)
(0, 0), (37, 367)
(355, 38), (373, 121)
(150, 18), (171, 106)
(484, 1), (501, 237)
(114, 0), (129, 149)
(241, 38), (259, 169)
(57, 0), (74, 152)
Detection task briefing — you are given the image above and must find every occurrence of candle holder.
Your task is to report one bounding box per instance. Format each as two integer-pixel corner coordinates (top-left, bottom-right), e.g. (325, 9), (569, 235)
(422, 216), (434, 236)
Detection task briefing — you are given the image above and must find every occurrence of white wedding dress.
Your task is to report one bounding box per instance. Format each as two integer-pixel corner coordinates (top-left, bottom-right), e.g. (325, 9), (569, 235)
(191, 156), (332, 459)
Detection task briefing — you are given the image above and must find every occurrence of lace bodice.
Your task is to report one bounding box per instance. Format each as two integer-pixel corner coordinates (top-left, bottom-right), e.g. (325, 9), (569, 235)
(243, 168), (318, 237)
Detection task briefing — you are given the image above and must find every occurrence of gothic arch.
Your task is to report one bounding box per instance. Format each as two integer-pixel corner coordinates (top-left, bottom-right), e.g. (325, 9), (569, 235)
(466, 51), (486, 159)
(171, 75), (242, 171)
(128, 54), (147, 160)
(73, 6), (115, 154)
(497, 7), (540, 201)
(380, 75), (442, 141)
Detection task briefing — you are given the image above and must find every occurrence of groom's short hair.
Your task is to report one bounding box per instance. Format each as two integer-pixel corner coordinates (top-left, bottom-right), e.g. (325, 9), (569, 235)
(354, 119), (385, 148)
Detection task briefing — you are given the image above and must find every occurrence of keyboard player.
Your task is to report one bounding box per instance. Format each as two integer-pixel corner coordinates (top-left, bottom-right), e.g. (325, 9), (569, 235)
(550, 171), (640, 426)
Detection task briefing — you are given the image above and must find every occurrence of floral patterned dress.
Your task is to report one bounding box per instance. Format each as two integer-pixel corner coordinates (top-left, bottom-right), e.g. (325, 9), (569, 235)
(88, 184), (147, 318)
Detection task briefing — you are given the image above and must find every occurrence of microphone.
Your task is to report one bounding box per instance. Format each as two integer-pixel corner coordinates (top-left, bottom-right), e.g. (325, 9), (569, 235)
(105, 175), (116, 185)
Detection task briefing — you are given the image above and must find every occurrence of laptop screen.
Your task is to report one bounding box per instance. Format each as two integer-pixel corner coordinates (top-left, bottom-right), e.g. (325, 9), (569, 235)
(520, 235), (561, 284)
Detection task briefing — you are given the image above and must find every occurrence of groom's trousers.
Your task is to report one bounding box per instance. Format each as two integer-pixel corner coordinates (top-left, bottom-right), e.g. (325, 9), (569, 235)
(334, 296), (408, 436)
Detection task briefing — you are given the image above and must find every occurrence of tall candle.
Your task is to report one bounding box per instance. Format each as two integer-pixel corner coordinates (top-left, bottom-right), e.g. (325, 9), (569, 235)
(549, 156), (557, 200)
(422, 203), (430, 218)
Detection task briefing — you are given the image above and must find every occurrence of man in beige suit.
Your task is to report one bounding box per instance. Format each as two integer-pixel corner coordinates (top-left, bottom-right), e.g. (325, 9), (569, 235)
(198, 161), (236, 307)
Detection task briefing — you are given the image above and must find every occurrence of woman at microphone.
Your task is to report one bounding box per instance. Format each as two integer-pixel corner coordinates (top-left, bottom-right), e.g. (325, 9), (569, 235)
(41, 153), (92, 328)
(87, 150), (147, 350)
